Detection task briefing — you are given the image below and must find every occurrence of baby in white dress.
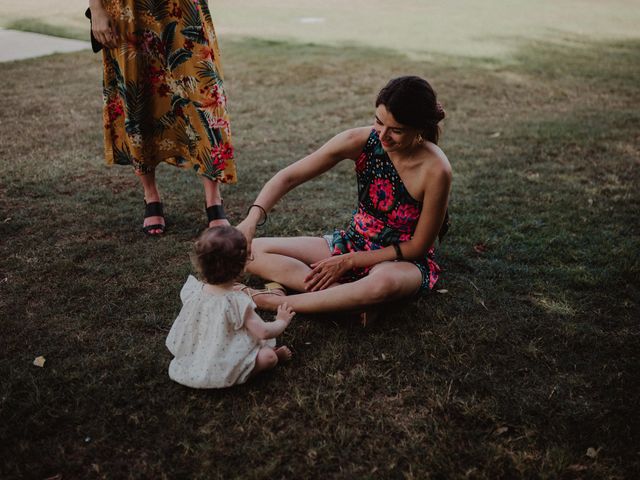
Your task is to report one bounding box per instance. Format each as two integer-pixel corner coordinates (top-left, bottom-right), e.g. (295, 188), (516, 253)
(166, 226), (294, 388)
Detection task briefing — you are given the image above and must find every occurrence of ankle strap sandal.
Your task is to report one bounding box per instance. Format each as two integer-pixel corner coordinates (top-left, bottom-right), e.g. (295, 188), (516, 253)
(142, 201), (166, 236)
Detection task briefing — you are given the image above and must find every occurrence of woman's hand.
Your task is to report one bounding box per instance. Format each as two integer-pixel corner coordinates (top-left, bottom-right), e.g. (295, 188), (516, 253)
(304, 254), (354, 292)
(90, 4), (119, 49)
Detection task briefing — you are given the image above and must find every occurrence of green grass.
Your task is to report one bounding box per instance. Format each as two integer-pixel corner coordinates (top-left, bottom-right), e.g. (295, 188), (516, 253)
(3, 18), (86, 41)
(2, 0), (640, 60)
(1, 33), (639, 479)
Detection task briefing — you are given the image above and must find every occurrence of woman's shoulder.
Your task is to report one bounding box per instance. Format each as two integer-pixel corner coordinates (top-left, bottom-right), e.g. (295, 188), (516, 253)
(329, 127), (374, 160)
(342, 127), (374, 146)
(422, 142), (452, 181)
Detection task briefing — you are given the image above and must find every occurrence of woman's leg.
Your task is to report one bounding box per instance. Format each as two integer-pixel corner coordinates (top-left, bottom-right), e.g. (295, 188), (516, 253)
(202, 177), (229, 227)
(246, 237), (333, 292)
(251, 261), (423, 313)
(137, 169), (164, 234)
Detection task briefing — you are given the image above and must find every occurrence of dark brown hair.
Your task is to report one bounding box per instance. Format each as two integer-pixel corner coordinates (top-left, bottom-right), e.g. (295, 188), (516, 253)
(376, 76), (445, 144)
(192, 226), (247, 284)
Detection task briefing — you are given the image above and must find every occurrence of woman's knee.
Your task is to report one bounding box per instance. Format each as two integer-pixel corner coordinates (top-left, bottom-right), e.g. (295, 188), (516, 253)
(366, 274), (405, 303)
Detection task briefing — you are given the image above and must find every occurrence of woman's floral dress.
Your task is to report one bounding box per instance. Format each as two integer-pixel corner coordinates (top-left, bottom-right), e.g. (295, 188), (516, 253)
(100, 0), (236, 182)
(329, 130), (441, 292)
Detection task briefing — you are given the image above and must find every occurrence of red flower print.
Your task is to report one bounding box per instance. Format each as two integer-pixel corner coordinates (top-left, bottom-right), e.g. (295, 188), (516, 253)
(107, 97), (124, 122)
(200, 47), (215, 62)
(184, 39), (194, 51)
(369, 178), (394, 212)
(208, 117), (230, 135)
(389, 203), (420, 230)
(210, 143), (234, 170)
(353, 211), (384, 238)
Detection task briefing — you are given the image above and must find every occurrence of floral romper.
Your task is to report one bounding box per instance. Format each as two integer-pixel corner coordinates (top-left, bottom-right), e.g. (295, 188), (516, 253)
(328, 130), (441, 292)
(100, 0), (236, 182)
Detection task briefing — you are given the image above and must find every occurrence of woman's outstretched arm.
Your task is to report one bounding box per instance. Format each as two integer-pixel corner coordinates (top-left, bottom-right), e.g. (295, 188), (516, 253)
(237, 127), (370, 244)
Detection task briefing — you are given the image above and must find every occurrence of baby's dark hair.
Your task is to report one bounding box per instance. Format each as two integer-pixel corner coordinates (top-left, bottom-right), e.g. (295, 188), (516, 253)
(376, 75), (445, 144)
(192, 226), (248, 285)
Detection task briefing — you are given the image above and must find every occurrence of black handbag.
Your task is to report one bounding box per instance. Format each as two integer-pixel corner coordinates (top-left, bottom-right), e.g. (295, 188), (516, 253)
(85, 8), (104, 53)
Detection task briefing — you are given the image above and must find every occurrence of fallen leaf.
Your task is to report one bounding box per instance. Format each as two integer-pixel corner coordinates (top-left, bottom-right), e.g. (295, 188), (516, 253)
(33, 356), (46, 368)
(473, 243), (488, 253)
(436, 289), (448, 294)
(586, 447), (599, 458)
(489, 131), (501, 138)
(494, 426), (509, 435)
(567, 464), (588, 472)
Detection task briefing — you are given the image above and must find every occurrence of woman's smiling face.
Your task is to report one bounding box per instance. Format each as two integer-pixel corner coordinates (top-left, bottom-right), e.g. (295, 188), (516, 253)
(373, 104), (419, 153)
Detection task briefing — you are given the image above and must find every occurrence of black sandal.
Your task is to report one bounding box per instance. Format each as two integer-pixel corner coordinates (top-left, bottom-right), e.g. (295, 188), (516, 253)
(142, 201), (166, 236)
(205, 201), (227, 225)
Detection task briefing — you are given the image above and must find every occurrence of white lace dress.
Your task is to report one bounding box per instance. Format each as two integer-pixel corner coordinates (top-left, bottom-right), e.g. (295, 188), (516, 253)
(166, 275), (275, 388)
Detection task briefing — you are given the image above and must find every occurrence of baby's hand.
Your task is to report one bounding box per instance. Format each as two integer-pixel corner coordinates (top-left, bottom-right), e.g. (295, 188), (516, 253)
(276, 302), (295, 325)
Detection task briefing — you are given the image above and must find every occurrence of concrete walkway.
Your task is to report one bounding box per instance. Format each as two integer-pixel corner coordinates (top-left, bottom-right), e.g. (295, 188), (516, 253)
(0, 28), (91, 62)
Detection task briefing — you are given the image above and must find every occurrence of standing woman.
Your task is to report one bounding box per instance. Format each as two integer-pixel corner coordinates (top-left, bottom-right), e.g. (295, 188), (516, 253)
(89, 0), (236, 235)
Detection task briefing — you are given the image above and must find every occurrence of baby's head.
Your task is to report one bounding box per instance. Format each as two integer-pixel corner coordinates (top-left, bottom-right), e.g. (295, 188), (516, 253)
(193, 226), (248, 285)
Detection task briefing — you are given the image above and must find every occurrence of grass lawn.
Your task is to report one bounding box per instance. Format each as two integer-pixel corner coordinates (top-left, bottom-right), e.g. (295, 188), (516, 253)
(1, 2), (640, 479)
(2, 0), (640, 58)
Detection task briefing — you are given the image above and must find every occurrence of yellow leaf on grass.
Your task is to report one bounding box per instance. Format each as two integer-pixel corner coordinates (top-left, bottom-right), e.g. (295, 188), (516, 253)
(33, 356), (46, 367)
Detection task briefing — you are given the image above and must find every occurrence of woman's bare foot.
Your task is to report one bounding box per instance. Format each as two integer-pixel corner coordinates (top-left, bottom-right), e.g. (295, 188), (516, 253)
(275, 346), (292, 362)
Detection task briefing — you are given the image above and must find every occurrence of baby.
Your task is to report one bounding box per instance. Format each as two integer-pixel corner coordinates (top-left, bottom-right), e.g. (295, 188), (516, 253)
(166, 226), (294, 388)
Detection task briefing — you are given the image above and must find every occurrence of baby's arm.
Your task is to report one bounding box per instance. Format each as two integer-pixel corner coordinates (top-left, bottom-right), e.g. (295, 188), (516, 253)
(244, 303), (295, 340)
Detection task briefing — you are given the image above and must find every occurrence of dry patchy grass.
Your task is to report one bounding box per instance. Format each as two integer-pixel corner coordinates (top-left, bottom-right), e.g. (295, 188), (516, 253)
(0, 35), (639, 479)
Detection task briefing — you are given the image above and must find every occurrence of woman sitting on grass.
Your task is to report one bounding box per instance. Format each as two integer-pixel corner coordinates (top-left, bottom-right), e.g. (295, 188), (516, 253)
(237, 76), (451, 316)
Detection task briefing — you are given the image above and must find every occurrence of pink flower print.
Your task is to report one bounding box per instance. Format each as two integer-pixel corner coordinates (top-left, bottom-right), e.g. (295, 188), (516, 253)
(208, 117), (230, 135)
(200, 46), (215, 62)
(353, 211), (384, 238)
(107, 97), (124, 122)
(428, 256), (440, 289)
(389, 203), (420, 230)
(369, 178), (394, 212)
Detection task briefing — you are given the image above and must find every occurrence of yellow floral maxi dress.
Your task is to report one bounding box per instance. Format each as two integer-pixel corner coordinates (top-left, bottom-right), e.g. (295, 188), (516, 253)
(100, 0), (236, 182)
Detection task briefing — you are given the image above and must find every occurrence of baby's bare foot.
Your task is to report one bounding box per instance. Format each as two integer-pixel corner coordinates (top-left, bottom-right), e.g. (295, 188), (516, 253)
(275, 346), (292, 362)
